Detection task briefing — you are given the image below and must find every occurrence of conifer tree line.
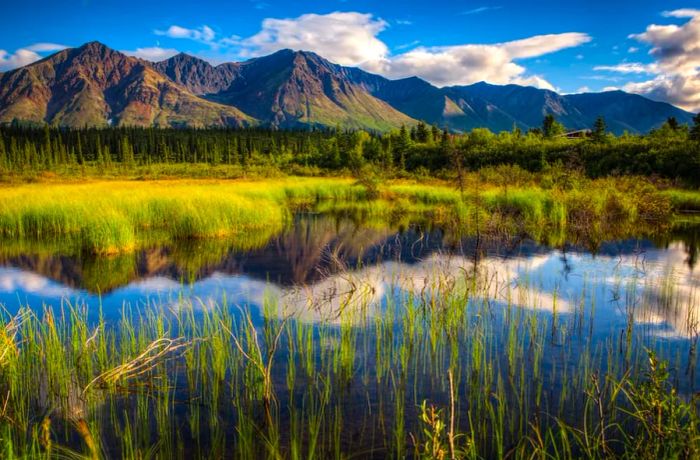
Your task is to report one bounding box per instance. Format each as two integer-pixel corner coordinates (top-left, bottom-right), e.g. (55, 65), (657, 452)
(1, 115), (699, 184)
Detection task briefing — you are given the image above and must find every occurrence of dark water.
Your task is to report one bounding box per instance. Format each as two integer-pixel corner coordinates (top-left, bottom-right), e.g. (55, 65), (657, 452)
(2, 214), (700, 457)
(1, 215), (698, 339)
(2, 215), (699, 361)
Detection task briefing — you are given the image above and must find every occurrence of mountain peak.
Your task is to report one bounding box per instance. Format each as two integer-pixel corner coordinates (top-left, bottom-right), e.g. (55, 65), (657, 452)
(0, 40), (252, 128)
(158, 52), (221, 70)
(398, 76), (433, 88)
(167, 52), (206, 63)
(77, 41), (112, 54)
(0, 41), (693, 133)
(67, 41), (128, 64)
(209, 47), (415, 130)
(153, 52), (240, 95)
(251, 48), (329, 66)
(266, 48), (308, 58)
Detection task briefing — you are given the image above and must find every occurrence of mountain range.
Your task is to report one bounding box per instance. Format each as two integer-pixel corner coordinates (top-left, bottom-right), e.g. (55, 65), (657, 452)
(0, 41), (693, 134)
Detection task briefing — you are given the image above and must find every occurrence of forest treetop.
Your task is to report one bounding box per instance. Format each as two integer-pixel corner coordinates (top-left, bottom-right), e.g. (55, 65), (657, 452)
(1, 114), (699, 185)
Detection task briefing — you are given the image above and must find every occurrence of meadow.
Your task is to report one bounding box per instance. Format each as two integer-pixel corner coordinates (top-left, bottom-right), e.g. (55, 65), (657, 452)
(0, 174), (688, 257)
(0, 175), (699, 459)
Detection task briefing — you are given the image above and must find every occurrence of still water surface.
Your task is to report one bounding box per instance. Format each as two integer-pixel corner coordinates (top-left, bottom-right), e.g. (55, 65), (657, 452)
(1, 214), (698, 367)
(2, 214), (700, 456)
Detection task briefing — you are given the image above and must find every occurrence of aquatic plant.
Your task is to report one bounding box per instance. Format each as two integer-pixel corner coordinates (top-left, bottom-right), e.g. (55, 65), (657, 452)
(0, 260), (696, 458)
(0, 177), (675, 256)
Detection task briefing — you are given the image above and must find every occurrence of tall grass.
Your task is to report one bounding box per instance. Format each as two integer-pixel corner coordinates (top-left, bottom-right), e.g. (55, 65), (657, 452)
(664, 189), (700, 213)
(0, 180), (295, 255)
(0, 177), (676, 255)
(0, 262), (697, 458)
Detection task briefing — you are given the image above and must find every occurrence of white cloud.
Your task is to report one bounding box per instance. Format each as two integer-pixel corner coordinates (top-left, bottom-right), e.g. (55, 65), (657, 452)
(0, 43), (68, 71)
(238, 12), (389, 67)
(123, 47), (180, 62)
(502, 33), (591, 58)
(155, 25), (217, 44)
(461, 6), (503, 15)
(593, 62), (657, 74)
(513, 75), (557, 91)
(153, 12), (590, 89)
(662, 9), (700, 18)
(0, 49), (41, 71)
(0, 269), (74, 298)
(24, 43), (68, 52)
(624, 74), (700, 111)
(394, 40), (420, 51)
(372, 32), (590, 88)
(619, 11), (700, 111)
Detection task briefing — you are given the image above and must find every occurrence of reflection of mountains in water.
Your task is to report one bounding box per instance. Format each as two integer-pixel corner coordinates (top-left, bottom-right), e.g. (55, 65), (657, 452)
(0, 215), (697, 293)
(0, 216), (439, 292)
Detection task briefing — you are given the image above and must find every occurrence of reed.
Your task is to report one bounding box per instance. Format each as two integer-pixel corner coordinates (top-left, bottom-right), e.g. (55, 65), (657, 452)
(0, 259), (697, 458)
(664, 189), (700, 213)
(0, 177), (677, 256)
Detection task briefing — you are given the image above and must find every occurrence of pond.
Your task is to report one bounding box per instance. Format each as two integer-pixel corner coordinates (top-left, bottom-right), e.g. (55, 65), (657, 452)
(1, 214), (698, 458)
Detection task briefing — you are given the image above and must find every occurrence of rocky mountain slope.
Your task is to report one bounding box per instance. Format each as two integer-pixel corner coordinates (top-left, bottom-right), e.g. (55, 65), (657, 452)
(0, 41), (693, 133)
(0, 42), (253, 128)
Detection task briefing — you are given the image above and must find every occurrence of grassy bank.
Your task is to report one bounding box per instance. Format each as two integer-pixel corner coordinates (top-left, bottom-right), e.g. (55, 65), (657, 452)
(0, 176), (680, 255)
(664, 189), (700, 213)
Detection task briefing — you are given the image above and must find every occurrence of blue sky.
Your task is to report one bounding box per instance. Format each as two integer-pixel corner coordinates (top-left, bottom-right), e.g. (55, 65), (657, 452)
(1, 1), (698, 111)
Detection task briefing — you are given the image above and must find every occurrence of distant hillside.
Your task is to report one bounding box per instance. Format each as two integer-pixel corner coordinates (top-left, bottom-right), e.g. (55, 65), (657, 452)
(0, 42), (253, 128)
(347, 73), (693, 134)
(0, 41), (693, 133)
(152, 52), (241, 96)
(157, 49), (416, 131)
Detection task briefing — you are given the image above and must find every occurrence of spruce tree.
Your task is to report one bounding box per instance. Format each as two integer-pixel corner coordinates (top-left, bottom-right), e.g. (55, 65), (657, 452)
(121, 137), (135, 168)
(0, 133), (6, 172)
(542, 114), (565, 138)
(690, 113), (700, 142)
(416, 121), (429, 143)
(666, 116), (679, 131)
(592, 116), (607, 142)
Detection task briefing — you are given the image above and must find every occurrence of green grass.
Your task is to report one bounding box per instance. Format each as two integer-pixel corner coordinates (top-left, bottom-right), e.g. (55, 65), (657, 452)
(0, 267), (697, 458)
(664, 189), (700, 212)
(0, 180), (291, 255)
(0, 177), (679, 255)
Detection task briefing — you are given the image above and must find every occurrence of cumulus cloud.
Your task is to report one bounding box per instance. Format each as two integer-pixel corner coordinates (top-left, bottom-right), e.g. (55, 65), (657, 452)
(0, 43), (67, 71)
(513, 75), (557, 91)
(123, 47), (180, 62)
(0, 49), (42, 71)
(153, 12), (589, 89)
(597, 10), (700, 111)
(624, 75), (700, 111)
(238, 12), (389, 66)
(371, 33), (590, 88)
(237, 13), (588, 89)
